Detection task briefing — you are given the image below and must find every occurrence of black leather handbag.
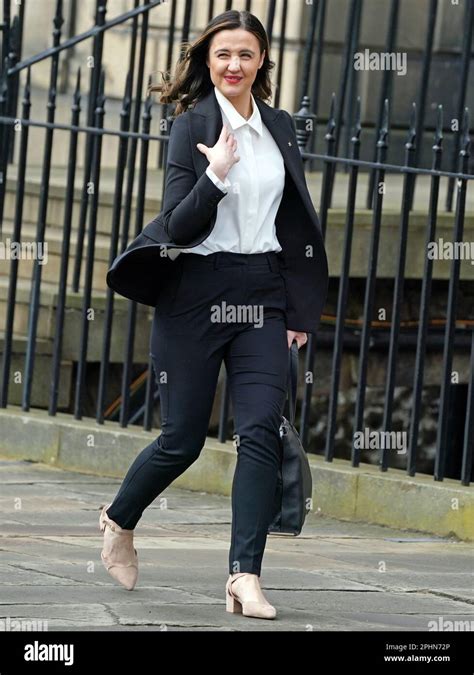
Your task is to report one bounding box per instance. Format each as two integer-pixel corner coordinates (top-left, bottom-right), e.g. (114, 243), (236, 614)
(267, 341), (313, 536)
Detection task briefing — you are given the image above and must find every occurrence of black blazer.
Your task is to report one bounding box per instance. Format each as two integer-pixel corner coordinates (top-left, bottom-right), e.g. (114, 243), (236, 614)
(106, 88), (329, 334)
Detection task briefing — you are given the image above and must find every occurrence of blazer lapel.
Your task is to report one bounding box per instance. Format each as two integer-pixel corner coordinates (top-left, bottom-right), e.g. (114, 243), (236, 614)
(190, 88), (317, 227)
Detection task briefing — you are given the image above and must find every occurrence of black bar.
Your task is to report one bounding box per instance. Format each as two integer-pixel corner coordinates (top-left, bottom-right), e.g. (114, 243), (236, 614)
(48, 68), (82, 416)
(381, 104), (417, 471)
(22, 3), (64, 411)
(435, 109), (470, 479)
(0, 66), (31, 408)
(407, 106), (444, 477)
(119, 94), (154, 429)
(445, 0), (474, 212)
(324, 99), (361, 461)
(72, 0), (107, 292)
(96, 72), (133, 425)
(461, 329), (473, 485)
(366, 0), (399, 210)
(407, 0), (438, 210)
(352, 100), (389, 467)
(73, 70), (106, 419)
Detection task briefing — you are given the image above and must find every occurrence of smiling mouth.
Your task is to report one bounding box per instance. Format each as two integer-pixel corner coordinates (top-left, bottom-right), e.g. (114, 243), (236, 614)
(224, 76), (243, 83)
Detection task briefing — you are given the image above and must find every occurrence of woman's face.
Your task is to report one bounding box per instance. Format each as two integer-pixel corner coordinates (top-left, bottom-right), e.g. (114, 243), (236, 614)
(206, 28), (265, 99)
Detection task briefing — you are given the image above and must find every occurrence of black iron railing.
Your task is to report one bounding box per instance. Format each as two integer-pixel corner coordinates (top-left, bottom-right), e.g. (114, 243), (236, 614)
(0, 0), (472, 487)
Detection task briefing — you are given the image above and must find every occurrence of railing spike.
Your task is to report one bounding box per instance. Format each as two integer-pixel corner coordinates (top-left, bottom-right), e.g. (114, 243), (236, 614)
(53, 0), (65, 32)
(406, 101), (417, 148)
(409, 101), (417, 136)
(24, 65), (31, 101)
(329, 92), (336, 124)
(434, 104), (443, 147)
(122, 70), (132, 116)
(75, 66), (81, 92)
(353, 95), (362, 141)
(378, 98), (389, 146)
(381, 98), (389, 134)
(95, 68), (106, 110)
(461, 106), (471, 156)
(10, 16), (21, 55)
(326, 92), (336, 139)
(73, 67), (81, 107)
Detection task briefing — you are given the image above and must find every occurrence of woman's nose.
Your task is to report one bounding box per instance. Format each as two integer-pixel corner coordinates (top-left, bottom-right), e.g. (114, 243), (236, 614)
(228, 57), (241, 70)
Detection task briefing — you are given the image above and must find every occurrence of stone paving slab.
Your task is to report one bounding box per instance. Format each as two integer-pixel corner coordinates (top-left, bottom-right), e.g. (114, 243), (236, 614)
(0, 459), (473, 632)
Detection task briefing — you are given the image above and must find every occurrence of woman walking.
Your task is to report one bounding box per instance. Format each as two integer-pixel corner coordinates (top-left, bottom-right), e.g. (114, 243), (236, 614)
(101, 9), (328, 621)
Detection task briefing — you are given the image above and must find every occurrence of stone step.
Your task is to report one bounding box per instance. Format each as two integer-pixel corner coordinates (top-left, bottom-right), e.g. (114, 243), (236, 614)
(0, 277), (153, 362)
(3, 169), (474, 279)
(1, 221), (111, 292)
(3, 167), (163, 239)
(0, 333), (72, 408)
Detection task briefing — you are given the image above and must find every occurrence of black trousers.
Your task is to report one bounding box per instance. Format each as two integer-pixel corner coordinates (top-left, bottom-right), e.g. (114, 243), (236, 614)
(106, 250), (290, 576)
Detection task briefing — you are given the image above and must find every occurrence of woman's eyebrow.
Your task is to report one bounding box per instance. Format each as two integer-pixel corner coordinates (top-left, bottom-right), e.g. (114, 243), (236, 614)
(214, 48), (255, 55)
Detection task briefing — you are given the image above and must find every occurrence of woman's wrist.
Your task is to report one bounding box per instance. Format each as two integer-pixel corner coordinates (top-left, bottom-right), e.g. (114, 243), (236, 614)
(208, 162), (229, 182)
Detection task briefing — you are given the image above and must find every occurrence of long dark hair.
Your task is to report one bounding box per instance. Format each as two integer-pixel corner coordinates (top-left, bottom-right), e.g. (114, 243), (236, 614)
(148, 10), (275, 116)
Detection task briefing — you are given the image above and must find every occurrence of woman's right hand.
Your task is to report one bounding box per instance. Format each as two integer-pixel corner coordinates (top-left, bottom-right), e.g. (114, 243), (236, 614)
(196, 124), (240, 182)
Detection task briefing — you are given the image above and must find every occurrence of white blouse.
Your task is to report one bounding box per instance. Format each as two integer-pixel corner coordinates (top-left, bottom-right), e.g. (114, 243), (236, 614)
(167, 85), (285, 260)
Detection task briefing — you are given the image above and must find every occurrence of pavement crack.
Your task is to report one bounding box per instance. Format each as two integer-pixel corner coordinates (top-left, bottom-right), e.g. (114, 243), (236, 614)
(101, 603), (122, 623)
(406, 589), (474, 606)
(6, 562), (84, 585)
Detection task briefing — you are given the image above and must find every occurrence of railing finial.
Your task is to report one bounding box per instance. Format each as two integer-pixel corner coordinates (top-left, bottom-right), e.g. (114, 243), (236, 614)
(434, 104), (443, 149)
(352, 95), (362, 143)
(461, 106), (471, 157)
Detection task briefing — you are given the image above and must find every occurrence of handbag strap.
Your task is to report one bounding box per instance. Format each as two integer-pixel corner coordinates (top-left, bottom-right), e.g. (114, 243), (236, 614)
(283, 341), (298, 425)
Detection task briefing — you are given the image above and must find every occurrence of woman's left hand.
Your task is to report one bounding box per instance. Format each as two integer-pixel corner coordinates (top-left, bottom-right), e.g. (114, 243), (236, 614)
(287, 330), (308, 349)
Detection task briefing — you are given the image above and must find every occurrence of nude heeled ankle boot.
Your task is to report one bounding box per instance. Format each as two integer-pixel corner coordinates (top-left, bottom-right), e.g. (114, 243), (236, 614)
(99, 504), (138, 591)
(225, 573), (277, 619)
